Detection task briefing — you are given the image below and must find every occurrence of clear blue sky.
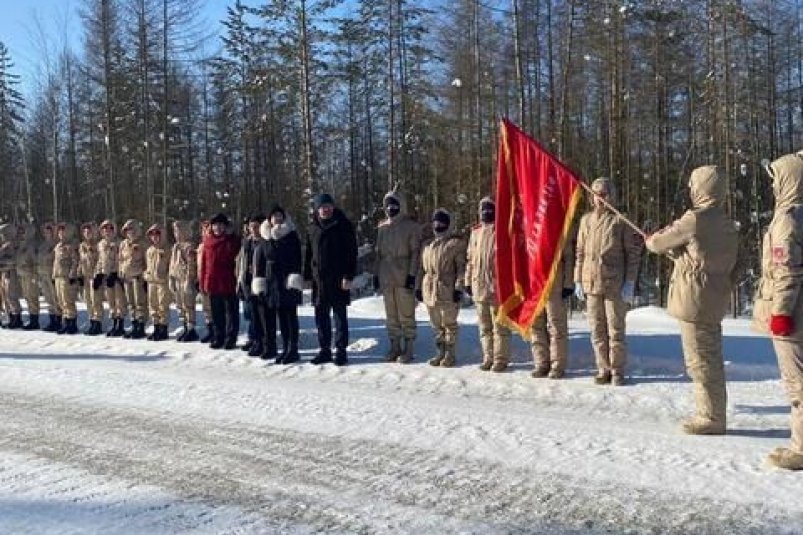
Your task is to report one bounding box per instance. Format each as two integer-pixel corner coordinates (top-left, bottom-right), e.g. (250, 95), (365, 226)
(0, 0), (231, 100)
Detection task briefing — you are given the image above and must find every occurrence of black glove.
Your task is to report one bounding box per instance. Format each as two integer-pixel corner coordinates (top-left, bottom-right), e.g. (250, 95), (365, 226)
(373, 275), (380, 291)
(404, 274), (416, 290)
(561, 287), (574, 299)
(453, 290), (462, 303)
(69, 278), (78, 286)
(77, 277), (85, 287)
(464, 286), (473, 298)
(415, 289), (423, 302)
(106, 272), (119, 288)
(92, 274), (104, 290)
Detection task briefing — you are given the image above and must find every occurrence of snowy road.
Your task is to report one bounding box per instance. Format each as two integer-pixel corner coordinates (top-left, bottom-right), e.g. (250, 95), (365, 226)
(0, 300), (802, 534)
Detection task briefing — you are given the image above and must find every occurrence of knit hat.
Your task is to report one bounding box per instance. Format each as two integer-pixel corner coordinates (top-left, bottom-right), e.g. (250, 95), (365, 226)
(210, 213), (230, 226)
(479, 196), (495, 211)
(313, 193), (335, 210)
(268, 204), (286, 219)
(432, 208), (451, 227)
(383, 192), (401, 207)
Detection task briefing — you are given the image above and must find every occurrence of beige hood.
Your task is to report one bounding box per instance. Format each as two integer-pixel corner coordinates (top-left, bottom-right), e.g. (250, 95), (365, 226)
(688, 165), (726, 209)
(768, 154), (803, 211)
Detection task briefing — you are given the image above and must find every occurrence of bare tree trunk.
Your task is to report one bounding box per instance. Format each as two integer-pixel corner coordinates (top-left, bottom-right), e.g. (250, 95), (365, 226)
(299, 0), (316, 194)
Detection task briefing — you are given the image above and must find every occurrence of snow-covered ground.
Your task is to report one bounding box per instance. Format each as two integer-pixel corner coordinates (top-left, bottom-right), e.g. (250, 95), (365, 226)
(0, 297), (801, 534)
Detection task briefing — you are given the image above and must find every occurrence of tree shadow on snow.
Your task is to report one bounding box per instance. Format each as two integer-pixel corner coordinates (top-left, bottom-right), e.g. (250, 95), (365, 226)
(733, 404), (789, 415)
(727, 428), (791, 439)
(0, 352), (168, 363)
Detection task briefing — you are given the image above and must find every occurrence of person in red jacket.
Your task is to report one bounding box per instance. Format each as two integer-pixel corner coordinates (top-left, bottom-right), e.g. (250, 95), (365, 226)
(199, 213), (241, 349)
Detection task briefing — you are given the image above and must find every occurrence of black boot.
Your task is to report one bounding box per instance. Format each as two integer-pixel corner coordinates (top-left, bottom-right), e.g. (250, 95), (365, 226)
(8, 313), (23, 329)
(241, 339), (253, 352)
(23, 315), (40, 330)
(248, 340), (263, 357)
(147, 323), (157, 341)
(281, 344), (300, 365)
(200, 323), (214, 344)
(57, 317), (70, 335)
(129, 320), (146, 340)
(182, 327), (199, 342)
(108, 317), (125, 337)
(158, 324), (169, 340)
(210, 336), (224, 350)
(311, 348), (333, 365)
(106, 317), (118, 336)
(43, 314), (61, 332)
(176, 322), (188, 342)
(85, 320), (102, 336)
(64, 318), (78, 335)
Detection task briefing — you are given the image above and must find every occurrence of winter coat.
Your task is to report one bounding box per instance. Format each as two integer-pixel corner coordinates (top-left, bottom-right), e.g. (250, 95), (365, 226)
(465, 222), (497, 304)
(574, 208), (642, 299)
(145, 243), (171, 284)
(169, 221), (198, 284)
(16, 224), (37, 275)
(78, 223), (99, 281)
(252, 217), (304, 308)
(0, 224), (16, 272)
(374, 191), (421, 291)
(35, 237), (56, 276)
(753, 154), (803, 339)
(96, 221), (120, 276)
(200, 231), (241, 296)
(237, 236), (262, 299)
(304, 208), (358, 307)
(52, 224), (79, 279)
(417, 232), (467, 308)
(119, 237), (147, 281)
(647, 165), (740, 324)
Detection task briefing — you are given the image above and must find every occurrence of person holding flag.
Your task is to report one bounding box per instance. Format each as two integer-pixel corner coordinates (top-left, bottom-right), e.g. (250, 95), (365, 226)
(574, 178), (642, 386)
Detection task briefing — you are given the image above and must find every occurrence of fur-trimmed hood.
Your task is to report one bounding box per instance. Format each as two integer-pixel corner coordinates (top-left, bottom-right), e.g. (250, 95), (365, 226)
(260, 214), (297, 241)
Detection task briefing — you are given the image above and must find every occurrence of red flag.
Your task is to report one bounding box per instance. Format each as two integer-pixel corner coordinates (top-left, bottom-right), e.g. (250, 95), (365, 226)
(495, 119), (582, 339)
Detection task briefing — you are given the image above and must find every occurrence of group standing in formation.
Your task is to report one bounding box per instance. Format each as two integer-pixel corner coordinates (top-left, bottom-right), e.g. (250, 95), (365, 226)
(0, 152), (801, 470)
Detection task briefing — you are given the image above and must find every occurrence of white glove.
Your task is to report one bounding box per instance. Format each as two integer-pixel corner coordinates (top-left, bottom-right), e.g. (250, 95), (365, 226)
(574, 283), (585, 302)
(286, 273), (304, 291)
(621, 281), (635, 304)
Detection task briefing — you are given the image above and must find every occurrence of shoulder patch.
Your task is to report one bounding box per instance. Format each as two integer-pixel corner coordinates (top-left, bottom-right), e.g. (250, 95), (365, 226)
(773, 245), (790, 265)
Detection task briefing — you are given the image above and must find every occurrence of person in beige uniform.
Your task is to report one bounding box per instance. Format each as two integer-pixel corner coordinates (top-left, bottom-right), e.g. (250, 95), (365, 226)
(16, 223), (41, 330)
(574, 178), (642, 385)
(416, 208), (466, 368)
(752, 153), (803, 470)
(144, 224), (171, 341)
(119, 219), (148, 339)
(170, 220), (199, 342)
(531, 237), (576, 379)
(37, 222), (61, 332)
(79, 222), (104, 335)
(197, 220), (215, 344)
(375, 190), (421, 363)
(52, 222), (80, 335)
(646, 165), (739, 435)
(465, 197), (511, 372)
(96, 220), (127, 337)
(0, 223), (22, 329)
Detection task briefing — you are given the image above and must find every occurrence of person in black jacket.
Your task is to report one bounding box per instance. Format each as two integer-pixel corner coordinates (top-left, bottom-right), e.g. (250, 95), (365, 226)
(304, 194), (358, 366)
(238, 214), (266, 357)
(252, 205), (304, 364)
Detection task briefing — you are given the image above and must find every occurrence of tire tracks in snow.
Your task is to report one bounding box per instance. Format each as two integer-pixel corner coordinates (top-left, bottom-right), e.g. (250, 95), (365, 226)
(0, 392), (799, 535)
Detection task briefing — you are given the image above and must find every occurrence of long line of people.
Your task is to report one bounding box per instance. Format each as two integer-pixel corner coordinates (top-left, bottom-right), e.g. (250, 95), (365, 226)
(1, 154), (802, 470)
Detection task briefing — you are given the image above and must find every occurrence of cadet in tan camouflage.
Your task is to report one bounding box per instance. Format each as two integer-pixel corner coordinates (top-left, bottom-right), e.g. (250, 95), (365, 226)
(97, 220), (128, 337)
(170, 220), (199, 342)
(79, 222), (104, 335)
(37, 222), (61, 331)
(53, 222), (80, 335)
(16, 223), (40, 330)
(144, 224), (171, 341)
(119, 219), (148, 339)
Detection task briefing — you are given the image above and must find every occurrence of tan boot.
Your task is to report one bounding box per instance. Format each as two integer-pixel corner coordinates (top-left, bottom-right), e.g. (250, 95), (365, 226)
(428, 342), (445, 367)
(593, 370), (612, 385)
(440, 343), (456, 368)
(478, 359), (493, 371)
(547, 368), (564, 379)
(385, 337), (402, 362)
(398, 337), (415, 364)
(611, 373), (626, 386)
(681, 417), (726, 435)
(491, 361), (508, 373)
(767, 447), (803, 470)
(531, 366), (549, 378)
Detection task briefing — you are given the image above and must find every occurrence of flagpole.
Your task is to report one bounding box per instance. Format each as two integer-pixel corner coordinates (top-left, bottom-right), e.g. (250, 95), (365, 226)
(576, 180), (648, 239)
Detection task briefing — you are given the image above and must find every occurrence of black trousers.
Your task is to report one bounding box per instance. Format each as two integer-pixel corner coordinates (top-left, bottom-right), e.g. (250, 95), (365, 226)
(277, 306), (299, 351)
(256, 299), (277, 354)
(247, 296), (262, 341)
(210, 294), (240, 344)
(315, 303), (348, 355)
